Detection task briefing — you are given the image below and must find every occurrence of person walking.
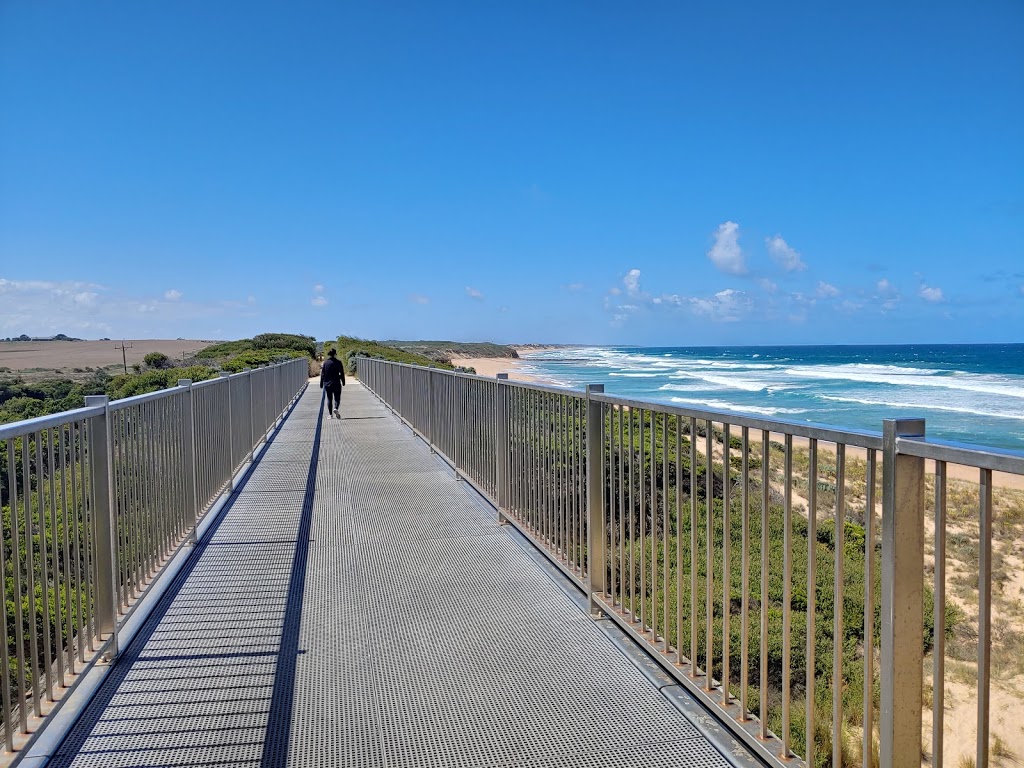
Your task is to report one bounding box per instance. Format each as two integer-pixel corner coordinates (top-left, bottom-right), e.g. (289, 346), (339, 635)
(319, 348), (346, 419)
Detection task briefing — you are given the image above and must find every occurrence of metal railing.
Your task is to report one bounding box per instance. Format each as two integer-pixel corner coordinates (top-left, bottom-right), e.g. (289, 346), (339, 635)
(359, 356), (1024, 768)
(0, 357), (308, 758)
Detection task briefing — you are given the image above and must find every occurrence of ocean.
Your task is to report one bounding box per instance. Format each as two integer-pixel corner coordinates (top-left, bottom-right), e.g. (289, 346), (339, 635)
(517, 344), (1024, 452)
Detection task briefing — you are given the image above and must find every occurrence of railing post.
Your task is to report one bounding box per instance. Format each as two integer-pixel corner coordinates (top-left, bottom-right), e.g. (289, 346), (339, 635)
(84, 395), (119, 660)
(220, 371), (234, 491)
(496, 373), (509, 522)
(244, 368), (255, 464)
(427, 365), (435, 452)
(586, 383), (605, 616)
(880, 417), (926, 767)
(178, 379), (200, 545)
(453, 374), (461, 480)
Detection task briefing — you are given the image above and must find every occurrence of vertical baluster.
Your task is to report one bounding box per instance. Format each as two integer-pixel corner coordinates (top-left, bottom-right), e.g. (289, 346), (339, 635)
(662, 411), (669, 651)
(760, 430), (769, 738)
(722, 424), (731, 706)
(806, 438), (819, 764)
(651, 409), (658, 644)
(864, 448), (877, 768)
(689, 417), (698, 673)
(977, 468), (992, 768)
(24, 434), (41, 716)
(740, 426), (750, 717)
(676, 415), (684, 664)
(629, 408), (636, 620)
(705, 419), (714, 690)
(832, 444), (846, 768)
(640, 410), (647, 631)
(782, 434), (792, 757)
(932, 460), (946, 768)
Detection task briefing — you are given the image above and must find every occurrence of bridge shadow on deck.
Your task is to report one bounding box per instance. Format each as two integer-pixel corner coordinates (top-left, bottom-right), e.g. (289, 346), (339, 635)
(48, 389), (323, 768)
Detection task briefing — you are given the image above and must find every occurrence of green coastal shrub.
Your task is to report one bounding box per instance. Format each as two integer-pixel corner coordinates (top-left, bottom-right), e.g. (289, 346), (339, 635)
(220, 349), (307, 373)
(197, 333), (315, 361)
(143, 352), (173, 369)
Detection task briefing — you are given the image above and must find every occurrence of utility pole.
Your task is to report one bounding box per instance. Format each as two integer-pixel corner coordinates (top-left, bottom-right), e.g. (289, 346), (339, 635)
(115, 340), (133, 373)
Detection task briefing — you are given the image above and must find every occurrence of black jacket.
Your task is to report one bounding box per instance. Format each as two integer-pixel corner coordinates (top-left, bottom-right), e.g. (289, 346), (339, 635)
(320, 357), (346, 388)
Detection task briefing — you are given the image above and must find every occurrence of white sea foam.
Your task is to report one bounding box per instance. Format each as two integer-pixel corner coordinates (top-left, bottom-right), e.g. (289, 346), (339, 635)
(818, 395), (1024, 421)
(657, 383), (708, 392)
(668, 371), (768, 392)
(668, 397), (808, 417)
(788, 366), (1024, 399)
(609, 372), (664, 378)
(694, 360), (780, 370)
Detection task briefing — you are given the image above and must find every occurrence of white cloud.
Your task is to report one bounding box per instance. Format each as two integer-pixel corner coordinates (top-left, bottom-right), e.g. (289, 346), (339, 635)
(608, 287), (622, 296)
(164, 289), (183, 301)
(758, 278), (778, 293)
(566, 282), (586, 292)
(313, 284), (325, 294)
(311, 296), (328, 307)
(689, 288), (749, 322)
(707, 221), (746, 275)
(920, 284), (944, 302)
(765, 235), (806, 272)
(0, 275), (258, 337)
(465, 286), (484, 300)
(247, 295), (257, 305)
(817, 281), (840, 298)
(409, 294), (429, 305)
(876, 279), (893, 293)
(623, 269), (642, 296)
(791, 291), (816, 307)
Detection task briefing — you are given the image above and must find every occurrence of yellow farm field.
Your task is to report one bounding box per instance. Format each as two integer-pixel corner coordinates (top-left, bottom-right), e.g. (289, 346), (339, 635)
(0, 339), (217, 378)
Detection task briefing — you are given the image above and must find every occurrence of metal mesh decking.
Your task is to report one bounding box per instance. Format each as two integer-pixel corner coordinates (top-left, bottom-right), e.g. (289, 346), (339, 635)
(47, 383), (756, 768)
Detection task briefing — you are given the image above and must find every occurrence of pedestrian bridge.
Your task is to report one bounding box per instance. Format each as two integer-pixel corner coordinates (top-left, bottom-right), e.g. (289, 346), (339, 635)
(7, 375), (760, 768)
(3, 357), (1019, 768)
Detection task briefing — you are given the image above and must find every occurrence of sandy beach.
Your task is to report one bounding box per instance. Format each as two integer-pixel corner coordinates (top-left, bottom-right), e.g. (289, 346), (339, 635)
(451, 356), (540, 382)
(451, 347), (563, 384)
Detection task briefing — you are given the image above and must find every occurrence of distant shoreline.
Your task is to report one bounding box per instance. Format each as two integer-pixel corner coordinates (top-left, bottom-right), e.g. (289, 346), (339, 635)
(451, 347), (562, 383)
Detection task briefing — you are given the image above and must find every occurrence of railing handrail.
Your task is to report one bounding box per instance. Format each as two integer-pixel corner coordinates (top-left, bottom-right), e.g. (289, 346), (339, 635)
(0, 405), (106, 441)
(895, 435), (1024, 473)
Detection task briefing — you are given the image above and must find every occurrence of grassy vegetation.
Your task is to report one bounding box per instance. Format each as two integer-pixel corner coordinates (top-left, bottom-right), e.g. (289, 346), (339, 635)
(331, 336), (458, 375)
(196, 332), (316, 360)
(507, 400), (962, 767)
(382, 340), (518, 364)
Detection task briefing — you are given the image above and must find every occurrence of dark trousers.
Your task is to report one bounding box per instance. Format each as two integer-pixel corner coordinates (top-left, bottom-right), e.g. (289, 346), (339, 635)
(325, 383), (341, 413)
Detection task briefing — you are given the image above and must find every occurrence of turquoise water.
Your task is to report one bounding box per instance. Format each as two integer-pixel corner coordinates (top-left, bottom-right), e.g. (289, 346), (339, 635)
(518, 344), (1024, 452)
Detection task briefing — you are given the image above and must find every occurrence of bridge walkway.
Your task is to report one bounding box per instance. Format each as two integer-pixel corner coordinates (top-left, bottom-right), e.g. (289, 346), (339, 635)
(46, 382), (762, 768)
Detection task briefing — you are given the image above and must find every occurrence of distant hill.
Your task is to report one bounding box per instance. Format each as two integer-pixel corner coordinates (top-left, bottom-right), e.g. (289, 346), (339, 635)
(382, 340), (519, 363)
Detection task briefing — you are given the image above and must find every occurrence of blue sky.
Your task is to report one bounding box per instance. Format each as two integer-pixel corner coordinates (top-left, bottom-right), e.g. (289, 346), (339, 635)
(2, 1), (1022, 346)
